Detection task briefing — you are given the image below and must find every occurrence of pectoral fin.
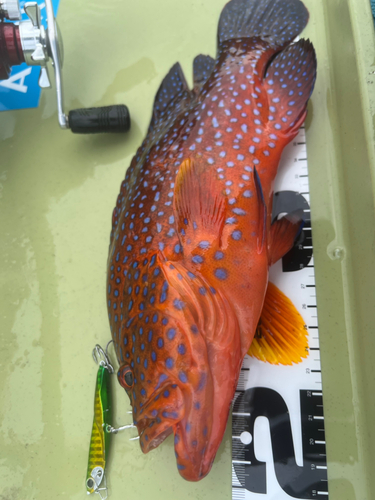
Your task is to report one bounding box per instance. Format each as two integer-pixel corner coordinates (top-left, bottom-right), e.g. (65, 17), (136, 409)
(174, 158), (226, 253)
(254, 167), (267, 254)
(248, 282), (308, 365)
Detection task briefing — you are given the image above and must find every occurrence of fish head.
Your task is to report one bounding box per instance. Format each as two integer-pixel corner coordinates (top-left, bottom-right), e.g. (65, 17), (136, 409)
(116, 256), (241, 481)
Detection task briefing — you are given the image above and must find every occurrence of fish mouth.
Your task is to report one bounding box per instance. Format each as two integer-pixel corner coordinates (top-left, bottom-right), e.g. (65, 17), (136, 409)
(136, 383), (185, 453)
(135, 371), (238, 481)
(170, 396), (227, 482)
(171, 387), (234, 481)
(171, 344), (243, 481)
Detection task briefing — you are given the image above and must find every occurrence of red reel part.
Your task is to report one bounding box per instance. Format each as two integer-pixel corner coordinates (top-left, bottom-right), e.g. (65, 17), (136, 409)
(0, 21), (24, 80)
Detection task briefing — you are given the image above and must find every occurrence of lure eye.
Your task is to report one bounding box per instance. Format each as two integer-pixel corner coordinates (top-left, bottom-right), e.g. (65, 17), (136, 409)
(86, 478), (95, 489)
(118, 365), (134, 389)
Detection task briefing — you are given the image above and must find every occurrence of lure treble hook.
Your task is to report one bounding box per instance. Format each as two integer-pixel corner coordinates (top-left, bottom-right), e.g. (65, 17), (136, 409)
(92, 343), (115, 374)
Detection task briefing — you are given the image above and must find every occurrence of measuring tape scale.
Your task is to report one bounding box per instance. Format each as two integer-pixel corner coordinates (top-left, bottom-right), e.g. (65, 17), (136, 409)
(231, 127), (329, 500)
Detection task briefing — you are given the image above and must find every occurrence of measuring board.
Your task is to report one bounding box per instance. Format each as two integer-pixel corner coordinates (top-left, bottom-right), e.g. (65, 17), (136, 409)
(231, 126), (329, 500)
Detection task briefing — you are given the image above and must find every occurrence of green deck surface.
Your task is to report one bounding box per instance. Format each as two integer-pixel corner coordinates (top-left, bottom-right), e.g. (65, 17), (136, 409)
(1, 0), (375, 499)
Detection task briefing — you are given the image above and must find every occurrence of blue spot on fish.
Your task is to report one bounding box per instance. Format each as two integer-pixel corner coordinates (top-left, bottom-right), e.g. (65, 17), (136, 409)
(199, 241), (210, 249)
(215, 268), (228, 280)
(168, 328), (176, 340)
(232, 230), (242, 240)
(178, 344), (186, 355)
(163, 411), (179, 419)
(192, 255), (204, 264)
(165, 358), (174, 369)
(173, 299), (185, 310)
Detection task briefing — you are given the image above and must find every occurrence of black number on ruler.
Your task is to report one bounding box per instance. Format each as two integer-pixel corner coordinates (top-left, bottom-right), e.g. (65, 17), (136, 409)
(272, 191), (312, 272)
(232, 388), (328, 498)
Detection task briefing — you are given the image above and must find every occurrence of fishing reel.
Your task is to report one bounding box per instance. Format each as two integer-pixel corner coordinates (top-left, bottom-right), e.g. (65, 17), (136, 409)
(0, 0), (131, 133)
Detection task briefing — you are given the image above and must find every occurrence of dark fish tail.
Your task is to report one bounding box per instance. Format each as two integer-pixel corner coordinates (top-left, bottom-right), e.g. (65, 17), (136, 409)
(218, 0), (309, 48)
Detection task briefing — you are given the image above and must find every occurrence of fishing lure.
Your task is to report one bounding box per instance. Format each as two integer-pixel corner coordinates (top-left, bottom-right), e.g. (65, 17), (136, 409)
(86, 345), (114, 499)
(86, 344), (137, 499)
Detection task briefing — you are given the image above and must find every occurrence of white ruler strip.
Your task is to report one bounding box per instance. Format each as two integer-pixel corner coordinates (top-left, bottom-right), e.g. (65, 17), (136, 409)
(231, 128), (329, 500)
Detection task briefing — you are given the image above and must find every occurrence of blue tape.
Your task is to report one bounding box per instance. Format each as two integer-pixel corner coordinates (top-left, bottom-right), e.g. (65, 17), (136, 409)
(0, 0), (61, 112)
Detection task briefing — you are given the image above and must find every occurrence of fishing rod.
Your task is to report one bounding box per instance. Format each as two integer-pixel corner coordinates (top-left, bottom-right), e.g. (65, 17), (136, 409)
(0, 0), (131, 133)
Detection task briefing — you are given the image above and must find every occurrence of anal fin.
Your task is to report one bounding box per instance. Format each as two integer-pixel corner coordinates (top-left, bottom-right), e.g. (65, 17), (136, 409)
(248, 282), (308, 365)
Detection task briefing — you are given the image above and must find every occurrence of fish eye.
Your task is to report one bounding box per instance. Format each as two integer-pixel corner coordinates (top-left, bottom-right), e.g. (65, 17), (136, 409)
(118, 365), (134, 389)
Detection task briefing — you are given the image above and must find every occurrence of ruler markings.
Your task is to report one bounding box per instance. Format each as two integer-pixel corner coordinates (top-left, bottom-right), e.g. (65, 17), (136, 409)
(232, 127), (329, 500)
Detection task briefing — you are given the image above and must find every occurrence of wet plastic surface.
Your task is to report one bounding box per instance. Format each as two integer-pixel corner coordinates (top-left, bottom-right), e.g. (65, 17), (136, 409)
(1, 0), (375, 499)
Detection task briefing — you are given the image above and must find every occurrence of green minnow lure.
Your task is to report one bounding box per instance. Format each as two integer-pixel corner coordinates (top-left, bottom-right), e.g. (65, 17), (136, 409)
(86, 345), (114, 499)
(86, 344), (136, 499)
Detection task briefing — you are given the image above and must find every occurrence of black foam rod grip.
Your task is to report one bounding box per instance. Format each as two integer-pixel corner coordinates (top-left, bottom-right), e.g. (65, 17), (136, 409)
(68, 105), (131, 134)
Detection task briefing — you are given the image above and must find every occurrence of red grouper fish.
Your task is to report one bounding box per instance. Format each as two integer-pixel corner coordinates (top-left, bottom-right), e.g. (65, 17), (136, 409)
(107, 0), (316, 482)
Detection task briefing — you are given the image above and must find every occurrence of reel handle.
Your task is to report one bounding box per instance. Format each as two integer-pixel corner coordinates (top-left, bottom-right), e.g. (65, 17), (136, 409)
(68, 105), (131, 134)
(0, 0), (132, 134)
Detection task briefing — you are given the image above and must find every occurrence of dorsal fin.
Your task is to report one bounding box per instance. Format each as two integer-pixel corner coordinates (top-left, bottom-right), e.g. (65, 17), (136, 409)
(193, 54), (215, 92)
(264, 39), (317, 138)
(147, 63), (192, 136)
(218, 0), (309, 49)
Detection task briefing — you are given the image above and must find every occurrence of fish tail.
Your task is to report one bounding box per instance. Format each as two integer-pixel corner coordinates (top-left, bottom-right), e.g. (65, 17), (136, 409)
(218, 0), (309, 48)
